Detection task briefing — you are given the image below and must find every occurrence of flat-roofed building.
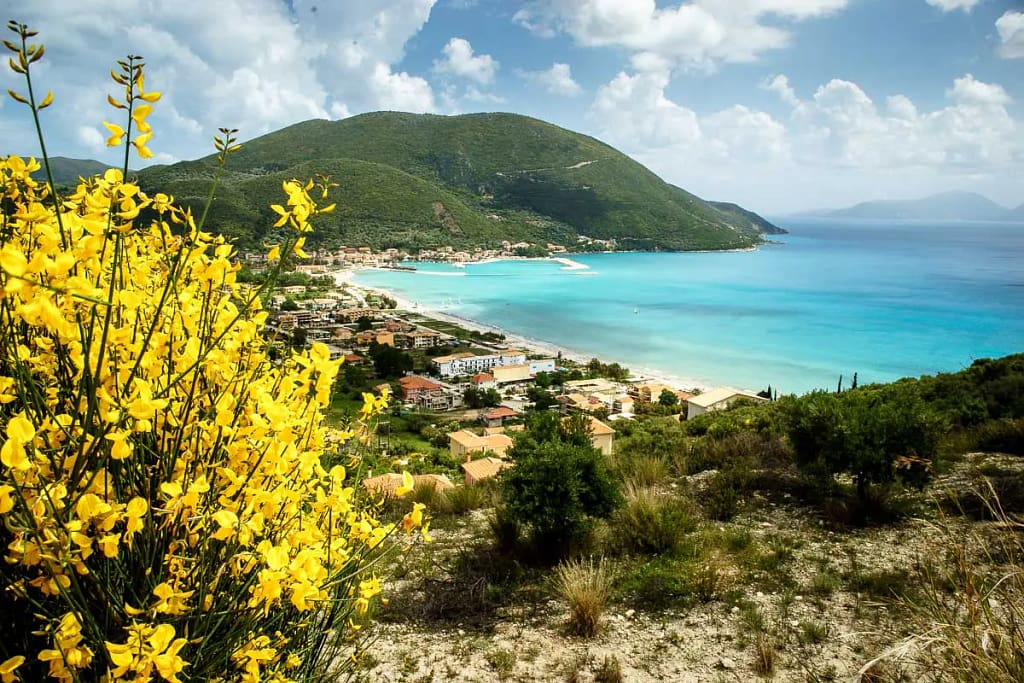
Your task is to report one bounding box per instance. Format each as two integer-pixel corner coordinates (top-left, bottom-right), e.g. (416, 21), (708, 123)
(449, 430), (514, 462)
(432, 350), (527, 377)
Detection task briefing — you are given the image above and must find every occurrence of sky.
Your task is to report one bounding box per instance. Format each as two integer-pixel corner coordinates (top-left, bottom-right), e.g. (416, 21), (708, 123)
(2, 0), (1023, 215)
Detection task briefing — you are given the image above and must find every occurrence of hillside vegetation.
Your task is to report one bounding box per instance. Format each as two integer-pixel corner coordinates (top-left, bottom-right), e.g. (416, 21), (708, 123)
(361, 352), (1024, 682)
(136, 112), (783, 251)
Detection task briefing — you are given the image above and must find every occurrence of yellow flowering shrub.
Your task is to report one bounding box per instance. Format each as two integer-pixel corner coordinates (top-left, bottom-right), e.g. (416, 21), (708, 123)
(0, 21), (421, 682)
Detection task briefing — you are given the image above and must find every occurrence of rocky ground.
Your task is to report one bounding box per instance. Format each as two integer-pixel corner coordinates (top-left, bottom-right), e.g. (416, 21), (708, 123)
(352, 454), (1021, 683)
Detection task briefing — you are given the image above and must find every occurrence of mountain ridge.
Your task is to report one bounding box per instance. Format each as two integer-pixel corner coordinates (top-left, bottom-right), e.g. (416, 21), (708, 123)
(28, 112), (785, 252)
(134, 111), (783, 251)
(803, 191), (1021, 222)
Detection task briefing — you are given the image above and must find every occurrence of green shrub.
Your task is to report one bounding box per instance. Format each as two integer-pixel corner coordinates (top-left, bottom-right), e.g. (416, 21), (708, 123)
(613, 485), (699, 555)
(703, 472), (743, 521)
(973, 418), (1024, 455)
(617, 556), (721, 610)
(502, 414), (621, 559)
(619, 455), (669, 487)
(782, 385), (945, 501)
(799, 620), (829, 645)
(442, 482), (495, 515)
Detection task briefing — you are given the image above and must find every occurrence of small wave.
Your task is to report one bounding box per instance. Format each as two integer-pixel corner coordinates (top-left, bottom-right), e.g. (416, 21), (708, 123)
(573, 271), (599, 276)
(414, 271), (467, 277)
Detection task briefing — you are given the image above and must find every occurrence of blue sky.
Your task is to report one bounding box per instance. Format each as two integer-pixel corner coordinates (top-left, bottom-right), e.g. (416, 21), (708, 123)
(4, 0), (1023, 214)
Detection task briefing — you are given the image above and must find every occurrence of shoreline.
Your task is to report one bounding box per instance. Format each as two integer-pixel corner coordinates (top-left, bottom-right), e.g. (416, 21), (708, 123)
(333, 263), (716, 393)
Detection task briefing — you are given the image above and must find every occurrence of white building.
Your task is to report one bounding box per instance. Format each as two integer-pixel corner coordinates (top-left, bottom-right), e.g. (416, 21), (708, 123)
(432, 351), (527, 378)
(686, 388), (767, 420)
(529, 359), (556, 374)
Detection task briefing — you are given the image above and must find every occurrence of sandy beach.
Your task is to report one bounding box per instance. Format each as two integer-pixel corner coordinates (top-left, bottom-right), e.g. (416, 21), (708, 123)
(333, 263), (715, 392)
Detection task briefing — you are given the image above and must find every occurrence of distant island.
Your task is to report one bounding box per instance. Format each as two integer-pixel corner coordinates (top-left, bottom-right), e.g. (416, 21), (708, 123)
(802, 190), (1024, 222)
(31, 112), (784, 253)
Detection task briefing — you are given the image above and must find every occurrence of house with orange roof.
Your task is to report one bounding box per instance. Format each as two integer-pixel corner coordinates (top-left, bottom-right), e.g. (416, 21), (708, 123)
(461, 457), (512, 485)
(470, 372), (496, 389)
(561, 415), (616, 455)
(362, 472), (455, 496)
(484, 406), (518, 428)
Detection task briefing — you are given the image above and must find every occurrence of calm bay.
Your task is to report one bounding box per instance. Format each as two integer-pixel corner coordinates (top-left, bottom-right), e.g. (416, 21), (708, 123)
(353, 218), (1024, 394)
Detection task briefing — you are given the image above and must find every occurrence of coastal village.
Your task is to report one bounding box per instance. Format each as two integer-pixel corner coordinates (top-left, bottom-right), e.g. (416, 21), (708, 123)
(248, 246), (769, 495)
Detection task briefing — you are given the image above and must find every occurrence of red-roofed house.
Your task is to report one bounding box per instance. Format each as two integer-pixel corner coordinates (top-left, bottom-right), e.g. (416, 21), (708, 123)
(470, 372), (496, 389)
(484, 406), (518, 428)
(398, 375), (462, 410)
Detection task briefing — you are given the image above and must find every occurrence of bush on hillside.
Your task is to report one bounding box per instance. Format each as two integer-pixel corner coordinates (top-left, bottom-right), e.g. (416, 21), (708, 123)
(781, 385), (944, 500)
(501, 413), (621, 559)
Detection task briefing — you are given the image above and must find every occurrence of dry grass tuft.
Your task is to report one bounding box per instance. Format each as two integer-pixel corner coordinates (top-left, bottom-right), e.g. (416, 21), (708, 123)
(867, 483), (1024, 681)
(754, 633), (776, 676)
(554, 557), (612, 637)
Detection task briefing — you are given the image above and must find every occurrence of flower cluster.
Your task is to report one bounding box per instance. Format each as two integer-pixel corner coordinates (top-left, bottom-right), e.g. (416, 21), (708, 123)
(0, 21), (422, 682)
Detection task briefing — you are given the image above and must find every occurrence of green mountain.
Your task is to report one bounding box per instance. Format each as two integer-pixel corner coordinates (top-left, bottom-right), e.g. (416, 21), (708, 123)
(138, 112), (781, 251)
(29, 156), (121, 186)
(707, 200), (787, 235)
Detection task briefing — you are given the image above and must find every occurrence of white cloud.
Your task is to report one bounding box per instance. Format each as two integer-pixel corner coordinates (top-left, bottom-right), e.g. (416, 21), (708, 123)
(762, 74), (800, 107)
(592, 70), (702, 149)
(996, 11), (1024, 59)
(590, 68), (788, 164)
(433, 37), (498, 83)
(925, 0), (982, 11)
(946, 73), (1011, 106)
(586, 67), (1021, 211)
(520, 62), (583, 96)
(702, 105), (790, 162)
(781, 73), (1018, 169)
(514, 0), (848, 68)
(10, 0), (439, 163)
(371, 65), (436, 112)
(76, 126), (106, 154)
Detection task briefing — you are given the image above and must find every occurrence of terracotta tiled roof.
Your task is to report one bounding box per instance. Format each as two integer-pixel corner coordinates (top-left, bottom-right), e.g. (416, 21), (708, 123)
(399, 376), (443, 391)
(587, 416), (615, 436)
(461, 457), (512, 482)
(362, 472), (455, 494)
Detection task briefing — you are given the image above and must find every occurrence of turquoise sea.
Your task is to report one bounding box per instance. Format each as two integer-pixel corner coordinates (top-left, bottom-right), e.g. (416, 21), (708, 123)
(353, 219), (1024, 394)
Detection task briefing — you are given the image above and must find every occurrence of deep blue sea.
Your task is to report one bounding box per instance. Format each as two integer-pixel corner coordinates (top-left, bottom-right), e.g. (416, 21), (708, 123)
(353, 218), (1024, 394)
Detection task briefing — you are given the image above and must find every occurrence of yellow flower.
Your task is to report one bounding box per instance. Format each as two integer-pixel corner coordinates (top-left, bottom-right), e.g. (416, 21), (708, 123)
(97, 533), (120, 558)
(153, 582), (194, 615)
(0, 655), (24, 683)
(131, 131), (154, 159)
(102, 120), (125, 147)
(1, 413), (35, 470)
(0, 245), (28, 278)
(131, 103), (154, 133)
(394, 471), (415, 497)
(211, 509), (239, 541)
(0, 485), (15, 514)
(401, 502), (425, 535)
